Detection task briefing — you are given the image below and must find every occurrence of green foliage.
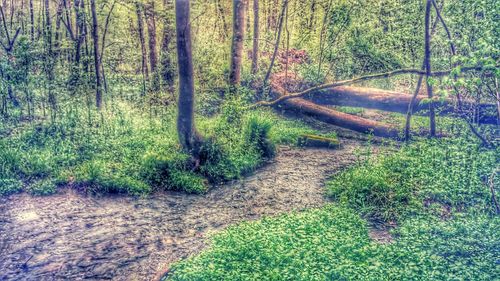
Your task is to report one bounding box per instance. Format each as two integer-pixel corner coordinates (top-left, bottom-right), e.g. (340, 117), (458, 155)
(166, 205), (499, 281)
(27, 178), (57, 196)
(245, 114), (276, 158)
(0, 179), (23, 196)
(328, 139), (498, 222)
(141, 150), (206, 193)
(71, 160), (152, 195)
(166, 138), (499, 281)
(167, 205), (370, 281)
(0, 99), (329, 196)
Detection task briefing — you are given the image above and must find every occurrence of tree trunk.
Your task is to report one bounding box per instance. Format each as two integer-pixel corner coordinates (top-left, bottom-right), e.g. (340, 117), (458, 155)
(215, 0), (228, 40)
(90, 0), (102, 109)
(145, 0), (158, 73)
(29, 0), (34, 41)
(229, 0), (245, 86)
(54, 0), (63, 52)
(44, 0), (57, 115)
(135, 1), (149, 83)
(251, 0), (259, 75)
(262, 0), (287, 87)
(175, 0), (202, 155)
(160, 0), (175, 89)
(424, 0), (435, 136)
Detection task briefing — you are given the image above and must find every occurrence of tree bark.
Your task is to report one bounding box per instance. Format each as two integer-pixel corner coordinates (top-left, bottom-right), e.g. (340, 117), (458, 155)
(90, 0), (102, 109)
(215, 0), (228, 40)
(44, 0), (57, 115)
(229, 0), (245, 86)
(251, 0), (259, 75)
(29, 0), (34, 41)
(145, 0), (158, 73)
(135, 0), (149, 94)
(160, 0), (175, 89)
(278, 94), (402, 138)
(175, 0), (202, 155)
(74, 0), (85, 64)
(262, 0), (287, 88)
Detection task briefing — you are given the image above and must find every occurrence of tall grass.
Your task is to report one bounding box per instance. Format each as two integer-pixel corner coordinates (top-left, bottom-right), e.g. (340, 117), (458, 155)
(0, 99), (332, 196)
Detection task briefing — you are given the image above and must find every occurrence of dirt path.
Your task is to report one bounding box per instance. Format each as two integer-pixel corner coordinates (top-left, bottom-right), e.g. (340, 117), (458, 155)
(0, 140), (377, 281)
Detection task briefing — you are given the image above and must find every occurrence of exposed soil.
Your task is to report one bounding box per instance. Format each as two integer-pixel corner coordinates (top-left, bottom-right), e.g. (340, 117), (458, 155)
(0, 140), (379, 281)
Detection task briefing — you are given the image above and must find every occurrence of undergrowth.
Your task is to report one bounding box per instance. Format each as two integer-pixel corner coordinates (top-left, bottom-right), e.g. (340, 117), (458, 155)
(328, 138), (499, 222)
(0, 98), (334, 196)
(165, 139), (499, 281)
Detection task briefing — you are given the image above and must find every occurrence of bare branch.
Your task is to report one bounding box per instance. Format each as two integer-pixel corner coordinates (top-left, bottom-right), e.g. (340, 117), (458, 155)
(255, 65), (494, 107)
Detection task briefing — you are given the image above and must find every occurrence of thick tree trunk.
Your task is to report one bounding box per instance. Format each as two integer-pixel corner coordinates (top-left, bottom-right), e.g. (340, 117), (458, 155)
(229, 0), (245, 86)
(175, 0), (202, 155)
(307, 86), (499, 125)
(90, 0), (102, 109)
(251, 0), (259, 75)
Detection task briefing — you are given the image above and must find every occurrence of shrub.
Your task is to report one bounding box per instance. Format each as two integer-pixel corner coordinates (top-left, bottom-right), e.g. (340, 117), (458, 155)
(327, 139), (498, 222)
(245, 114), (276, 159)
(169, 171), (208, 194)
(0, 179), (23, 196)
(28, 178), (57, 196)
(74, 160), (151, 195)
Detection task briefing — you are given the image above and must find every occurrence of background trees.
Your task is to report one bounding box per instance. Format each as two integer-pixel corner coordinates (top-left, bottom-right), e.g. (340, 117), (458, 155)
(0, 0), (497, 139)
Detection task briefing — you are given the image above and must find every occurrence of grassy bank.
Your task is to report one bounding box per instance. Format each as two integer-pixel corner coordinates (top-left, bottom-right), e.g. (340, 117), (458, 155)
(0, 100), (335, 196)
(165, 139), (499, 280)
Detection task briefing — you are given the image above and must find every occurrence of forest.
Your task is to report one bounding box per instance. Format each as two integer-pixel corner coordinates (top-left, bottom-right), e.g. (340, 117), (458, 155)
(0, 0), (499, 280)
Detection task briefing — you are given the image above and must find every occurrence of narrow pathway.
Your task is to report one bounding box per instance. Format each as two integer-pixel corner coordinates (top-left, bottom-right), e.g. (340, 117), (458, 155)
(0, 140), (377, 281)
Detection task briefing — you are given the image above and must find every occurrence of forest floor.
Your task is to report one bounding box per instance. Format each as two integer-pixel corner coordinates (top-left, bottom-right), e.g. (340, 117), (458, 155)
(0, 139), (379, 281)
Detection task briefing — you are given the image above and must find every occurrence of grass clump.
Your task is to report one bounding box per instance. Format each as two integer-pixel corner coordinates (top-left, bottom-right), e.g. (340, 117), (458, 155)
(167, 205), (371, 281)
(141, 151), (207, 193)
(327, 138), (498, 222)
(0, 179), (23, 196)
(27, 178), (57, 196)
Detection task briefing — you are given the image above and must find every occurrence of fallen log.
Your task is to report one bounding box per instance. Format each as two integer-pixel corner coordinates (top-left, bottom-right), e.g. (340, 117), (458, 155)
(256, 64), (498, 107)
(279, 95), (402, 138)
(307, 86), (499, 125)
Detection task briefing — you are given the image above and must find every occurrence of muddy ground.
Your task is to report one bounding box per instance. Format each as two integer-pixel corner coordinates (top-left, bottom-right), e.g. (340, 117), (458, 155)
(0, 140), (378, 281)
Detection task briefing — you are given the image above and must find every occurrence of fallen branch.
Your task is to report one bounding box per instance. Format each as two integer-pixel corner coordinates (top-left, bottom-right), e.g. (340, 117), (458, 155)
(297, 134), (340, 148)
(255, 65), (495, 107)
